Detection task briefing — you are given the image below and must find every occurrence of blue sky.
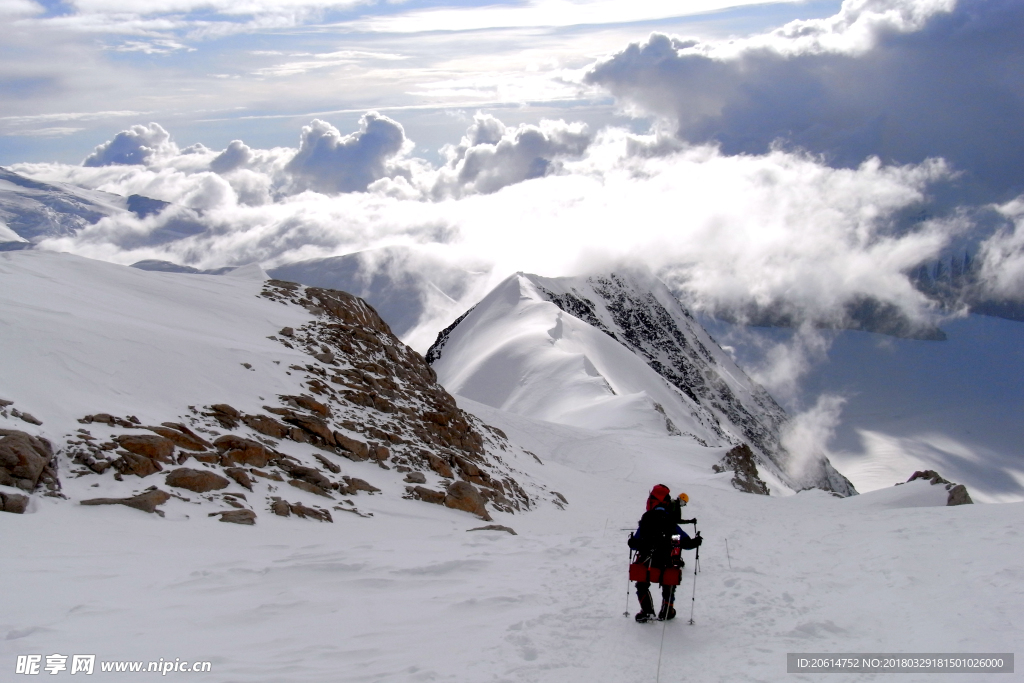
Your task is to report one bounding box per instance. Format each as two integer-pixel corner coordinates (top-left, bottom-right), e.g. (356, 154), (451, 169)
(0, 0), (843, 164)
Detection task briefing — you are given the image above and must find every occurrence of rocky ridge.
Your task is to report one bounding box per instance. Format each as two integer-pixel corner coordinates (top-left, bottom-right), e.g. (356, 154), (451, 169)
(4, 277), (555, 523)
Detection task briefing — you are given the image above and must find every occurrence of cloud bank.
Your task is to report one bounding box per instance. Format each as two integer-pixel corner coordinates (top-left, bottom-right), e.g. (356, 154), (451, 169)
(9, 0), (1024, 354)
(585, 0), (1024, 198)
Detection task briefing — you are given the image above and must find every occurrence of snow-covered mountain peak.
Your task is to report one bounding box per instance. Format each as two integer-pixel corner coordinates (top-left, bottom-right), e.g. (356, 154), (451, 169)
(428, 270), (855, 497)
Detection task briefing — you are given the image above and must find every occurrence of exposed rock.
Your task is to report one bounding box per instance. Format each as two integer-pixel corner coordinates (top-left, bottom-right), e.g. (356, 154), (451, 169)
(0, 428), (53, 491)
(1, 491), (30, 513)
(81, 489), (171, 514)
(114, 451), (163, 478)
(468, 525), (517, 535)
(406, 486), (446, 505)
(165, 467), (230, 493)
(268, 497), (332, 522)
(224, 467), (254, 491)
(404, 471), (426, 484)
(425, 453), (454, 479)
(947, 484), (973, 506)
(146, 424), (212, 451)
(116, 434), (176, 463)
(906, 470), (974, 506)
(311, 452), (341, 474)
(251, 468), (283, 482)
(282, 394), (331, 417)
(278, 459), (334, 488)
(288, 478), (334, 498)
(207, 404), (241, 428)
(444, 481), (492, 521)
(81, 413), (135, 428)
(285, 413), (335, 445)
(242, 414), (289, 439)
(712, 444), (770, 495)
(334, 432), (370, 461)
(341, 476), (380, 494)
(373, 445), (390, 462)
(214, 435), (271, 468)
(15, 410), (42, 425)
(210, 509), (256, 525)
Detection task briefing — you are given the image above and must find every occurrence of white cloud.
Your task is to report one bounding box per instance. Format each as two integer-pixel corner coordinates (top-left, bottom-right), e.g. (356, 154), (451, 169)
(427, 113), (592, 198)
(976, 196), (1024, 301)
(781, 393), (847, 486)
(346, 0), (805, 34)
(83, 122), (179, 166)
(0, 0), (43, 16)
(585, 0), (1024, 197)
(284, 113), (413, 194)
(14, 114), (966, 340)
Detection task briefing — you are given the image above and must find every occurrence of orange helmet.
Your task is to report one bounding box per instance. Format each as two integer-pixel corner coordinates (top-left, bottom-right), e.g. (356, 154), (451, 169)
(678, 492), (689, 505)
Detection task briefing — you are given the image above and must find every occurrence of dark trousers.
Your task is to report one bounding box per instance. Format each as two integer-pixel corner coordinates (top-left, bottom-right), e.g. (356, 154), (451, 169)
(636, 578), (675, 615)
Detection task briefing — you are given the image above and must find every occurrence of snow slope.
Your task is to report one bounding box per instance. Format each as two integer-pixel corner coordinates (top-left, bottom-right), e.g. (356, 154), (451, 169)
(4, 397), (1019, 682)
(427, 271), (853, 496)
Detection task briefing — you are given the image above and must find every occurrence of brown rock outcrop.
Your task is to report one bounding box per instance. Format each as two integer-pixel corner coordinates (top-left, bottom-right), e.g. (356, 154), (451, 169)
(207, 404), (241, 428)
(210, 509), (256, 525)
(334, 432), (370, 461)
(0, 429), (53, 490)
(116, 435), (176, 463)
(406, 486), (446, 505)
(443, 481), (491, 521)
(165, 467), (230, 493)
(214, 435), (271, 468)
(115, 451), (163, 478)
(224, 467), (254, 491)
(242, 414), (289, 439)
(1, 491), (30, 513)
(712, 444), (770, 495)
(268, 497), (332, 522)
(906, 470), (974, 506)
(146, 424), (212, 451)
(81, 489), (171, 514)
(341, 476), (380, 494)
(288, 478), (334, 498)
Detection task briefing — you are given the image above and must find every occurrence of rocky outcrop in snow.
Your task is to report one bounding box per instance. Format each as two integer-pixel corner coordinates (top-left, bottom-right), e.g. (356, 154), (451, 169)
(1, 251), (554, 523)
(906, 470), (974, 506)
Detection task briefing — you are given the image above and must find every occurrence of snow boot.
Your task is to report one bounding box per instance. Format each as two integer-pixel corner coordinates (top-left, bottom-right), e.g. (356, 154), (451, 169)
(658, 604), (677, 621)
(635, 610), (656, 623)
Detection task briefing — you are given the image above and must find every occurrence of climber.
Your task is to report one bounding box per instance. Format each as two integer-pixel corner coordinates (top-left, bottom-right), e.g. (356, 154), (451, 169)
(628, 484), (701, 622)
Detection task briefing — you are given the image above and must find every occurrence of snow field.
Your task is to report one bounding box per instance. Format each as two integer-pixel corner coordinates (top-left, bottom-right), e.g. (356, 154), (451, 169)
(5, 400), (1020, 683)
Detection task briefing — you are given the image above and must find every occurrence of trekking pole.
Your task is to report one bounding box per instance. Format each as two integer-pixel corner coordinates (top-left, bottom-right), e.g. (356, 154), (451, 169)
(624, 548), (633, 617)
(688, 530), (701, 625)
(656, 604), (669, 683)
